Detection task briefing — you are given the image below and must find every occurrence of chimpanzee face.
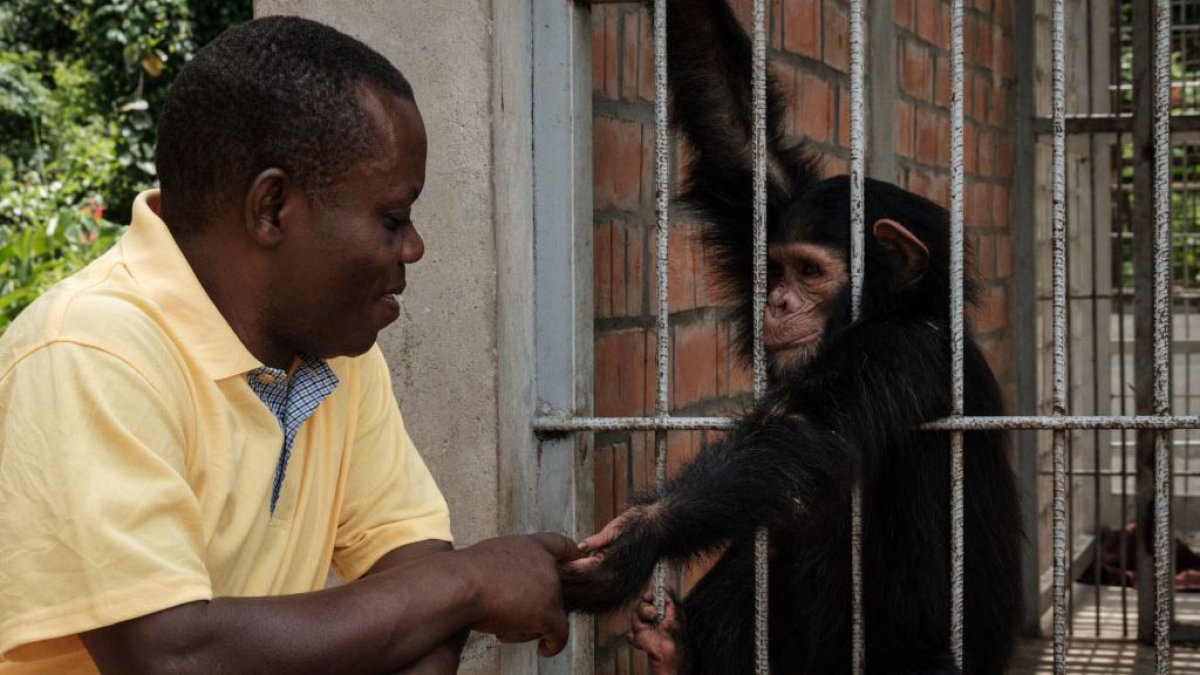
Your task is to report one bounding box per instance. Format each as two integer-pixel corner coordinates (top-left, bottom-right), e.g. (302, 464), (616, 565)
(764, 240), (847, 369)
(266, 84), (427, 360)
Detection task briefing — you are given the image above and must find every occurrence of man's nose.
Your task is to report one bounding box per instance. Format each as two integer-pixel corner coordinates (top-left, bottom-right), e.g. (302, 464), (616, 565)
(401, 224), (425, 264)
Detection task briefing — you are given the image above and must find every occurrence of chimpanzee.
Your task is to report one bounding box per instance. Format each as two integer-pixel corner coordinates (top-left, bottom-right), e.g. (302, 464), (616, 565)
(560, 1), (1022, 674)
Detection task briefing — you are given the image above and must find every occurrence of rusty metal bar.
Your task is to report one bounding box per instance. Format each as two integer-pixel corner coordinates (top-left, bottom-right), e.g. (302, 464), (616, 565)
(750, 0), (769, 672)
(1050, 0), (1069, 667)
(849, 0), (866, 670)
(651, 0), (670, 623)
(1031, 112), (1200, 135)
(532, 414), (1200, 434)
(1151, 0), (1173, 670)
(947, 0), (965, 666)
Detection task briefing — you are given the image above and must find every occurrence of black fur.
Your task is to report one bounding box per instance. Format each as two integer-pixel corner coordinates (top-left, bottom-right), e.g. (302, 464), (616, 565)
(563, 2), (1022, 673)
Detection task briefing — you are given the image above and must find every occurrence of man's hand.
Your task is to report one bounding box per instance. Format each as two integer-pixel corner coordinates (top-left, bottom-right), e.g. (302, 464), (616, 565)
(458, 533), (582, 657)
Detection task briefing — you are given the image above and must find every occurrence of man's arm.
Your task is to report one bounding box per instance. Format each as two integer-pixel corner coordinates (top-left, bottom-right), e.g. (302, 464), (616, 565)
(365, 539), (468, 675)
(80, 534), (579, 675)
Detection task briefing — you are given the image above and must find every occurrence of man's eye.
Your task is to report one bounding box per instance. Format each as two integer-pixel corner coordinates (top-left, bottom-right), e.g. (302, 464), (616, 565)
(386, 216), (410, 231)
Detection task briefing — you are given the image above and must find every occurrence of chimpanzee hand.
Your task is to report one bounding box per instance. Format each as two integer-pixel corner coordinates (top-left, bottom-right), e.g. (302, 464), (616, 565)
(458, 533), (582, 657)
(560, 506), (663, 613)
(631, 588), (687, 675)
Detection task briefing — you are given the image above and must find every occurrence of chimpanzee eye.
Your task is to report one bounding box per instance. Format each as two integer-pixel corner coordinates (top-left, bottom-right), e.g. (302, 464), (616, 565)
(800, 263), (822, 278)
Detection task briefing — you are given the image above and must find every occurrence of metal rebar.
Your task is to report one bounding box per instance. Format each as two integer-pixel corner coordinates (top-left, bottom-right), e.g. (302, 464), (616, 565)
(947, 0), (965, 666)
(1050, 0), (1069, 669)
(1152, 0), (1173, 670)
(532, 414), (1200, 434)
(750, 1), (769, 672)
(652, 0), (670, 624)
(849, 0), (866, 671)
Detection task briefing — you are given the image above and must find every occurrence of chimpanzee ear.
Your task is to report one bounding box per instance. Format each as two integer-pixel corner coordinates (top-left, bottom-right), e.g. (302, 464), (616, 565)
(872, 219), (929, 288)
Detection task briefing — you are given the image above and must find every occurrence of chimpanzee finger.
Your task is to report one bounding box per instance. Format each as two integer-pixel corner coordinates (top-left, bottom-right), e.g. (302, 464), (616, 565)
(636, 600), (660, 623)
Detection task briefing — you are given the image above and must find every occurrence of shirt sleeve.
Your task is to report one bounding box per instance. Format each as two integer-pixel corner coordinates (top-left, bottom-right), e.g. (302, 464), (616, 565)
(331, 346), (452, 582)
(0, 342), (212, 662)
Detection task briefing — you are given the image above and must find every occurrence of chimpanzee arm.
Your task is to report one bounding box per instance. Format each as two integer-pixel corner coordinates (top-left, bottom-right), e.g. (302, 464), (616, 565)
(561, 409), (853, 613)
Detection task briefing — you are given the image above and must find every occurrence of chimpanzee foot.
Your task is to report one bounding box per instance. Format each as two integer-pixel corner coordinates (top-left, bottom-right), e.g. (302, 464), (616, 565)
(630, 588), (686, 675)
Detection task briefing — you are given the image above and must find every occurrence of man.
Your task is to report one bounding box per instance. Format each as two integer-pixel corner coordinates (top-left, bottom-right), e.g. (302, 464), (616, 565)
(0, 16), (577, 674)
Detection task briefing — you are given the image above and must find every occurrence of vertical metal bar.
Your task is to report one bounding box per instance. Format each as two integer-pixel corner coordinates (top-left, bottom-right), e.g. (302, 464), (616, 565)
(750, 1), (769, 673)
(652, 0), (670, 622)
(1085, 0), (1102, 638)
(1152, 0), (1173, 670)
(947, 0), (965, 668)
(1134, 0), (1159, 647)
(1050, 0), (1069, 669)
(848, 0), (866, 671)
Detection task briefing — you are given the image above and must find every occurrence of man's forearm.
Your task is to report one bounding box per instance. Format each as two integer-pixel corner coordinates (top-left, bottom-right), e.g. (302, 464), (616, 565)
(82, 550), (481, 675)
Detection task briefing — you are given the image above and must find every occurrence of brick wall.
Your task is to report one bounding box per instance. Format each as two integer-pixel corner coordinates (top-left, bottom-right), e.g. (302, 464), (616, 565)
(590, 1), (1016, 670)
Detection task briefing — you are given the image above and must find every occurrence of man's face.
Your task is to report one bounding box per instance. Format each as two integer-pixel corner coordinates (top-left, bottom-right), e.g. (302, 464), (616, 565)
(269, 86), (427, 360)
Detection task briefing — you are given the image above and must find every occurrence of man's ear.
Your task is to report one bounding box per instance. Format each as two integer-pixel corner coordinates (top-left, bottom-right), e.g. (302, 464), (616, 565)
(872, 218), (929, 288)
(244, 168), (296, 248)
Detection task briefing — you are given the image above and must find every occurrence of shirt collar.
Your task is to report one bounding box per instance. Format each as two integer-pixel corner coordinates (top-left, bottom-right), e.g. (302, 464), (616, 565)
(120, 189), (264, 381)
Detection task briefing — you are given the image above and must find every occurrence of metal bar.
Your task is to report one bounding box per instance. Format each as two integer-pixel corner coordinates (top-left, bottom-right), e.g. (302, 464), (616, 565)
(1133, 0), (1158, 647)
(947, 0), (965, 666)
(533, 414), (1200, 434)
(1152, 1), (1174, 671)
(652, 0), (670, 624)
(1085, 0), (1101, 638)
(1031, 113), (1200, 135)
(1039, 468), (1200, 478)
(750, 1), (769, 672)
(1050, 0), (1069, 668)
(849, 0), (866, 671)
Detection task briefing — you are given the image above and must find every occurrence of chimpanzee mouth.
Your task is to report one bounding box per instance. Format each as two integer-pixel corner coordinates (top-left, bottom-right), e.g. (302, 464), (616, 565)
(764, 331), (820, 352)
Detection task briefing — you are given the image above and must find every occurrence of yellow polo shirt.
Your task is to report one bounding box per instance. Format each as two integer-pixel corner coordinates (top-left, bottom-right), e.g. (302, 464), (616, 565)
(0, 191), (453, 673)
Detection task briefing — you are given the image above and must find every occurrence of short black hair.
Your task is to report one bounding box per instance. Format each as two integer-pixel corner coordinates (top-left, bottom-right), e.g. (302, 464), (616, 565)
(155, 16), (415, 230)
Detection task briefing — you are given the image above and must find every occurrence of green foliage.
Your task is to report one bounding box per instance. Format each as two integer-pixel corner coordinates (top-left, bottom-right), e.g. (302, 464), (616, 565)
(0, 0), (251, 333)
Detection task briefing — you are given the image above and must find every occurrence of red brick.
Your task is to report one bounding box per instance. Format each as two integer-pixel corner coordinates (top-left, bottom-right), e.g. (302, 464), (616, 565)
(667, 430), (701, 479)
(975, 0), (992, 12)
(776, 64), (801, 138)
(626, 224), (645, 315)
(963, 122), (977, 174)
(977, 233), (996, 278)
(930, 173), (950, 207)
(595, 443), (616, 531)
(992, 184), (1010, 229)
(996, 233), (1012, 277)
(596, 221), (613, 318)
(771, 0), (785, 49)
(823, 0), (849, 71)
(997, 32), (1014, 79)
(990, 83), (1009, 127)
(901, 39), (932, 100)
(974, 286), (1008, 334)
(896, 99), (915, 158)
(603, 10), (620, 99)
(639, 121), (655, 208)
(975, 17), (995, 68)
(592, 10), (607, 96)
(673, 320), (719, 408)
(934, 54), (950, 107)
(909, 170), (932, 200)
(729, 356), (753, 395)
(896, 0), (914, 29)
(668, 225), (698, 311)
(594, 117), (644, 211)
(611, 221), (628, 317)
(795, 71), (834, 142)
(977, 128), (995, 177)
(783, 0), (821, 59)
(838, 86), (851, 148)
(972, 180), (992, 227)
(729, 0), (754, 28)
(621, 11), (639, 101)
(916, 107), (940, 166)
(996, 133), (1014, 177)
(638, 6), (656, 101)
(936, 112), (951, 166)
(973, 74), (988, 123)
(595, 329), (649, 417)
(917, 0), (939, 45)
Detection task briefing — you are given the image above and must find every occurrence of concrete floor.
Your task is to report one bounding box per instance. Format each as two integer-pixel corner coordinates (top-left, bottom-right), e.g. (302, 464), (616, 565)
(1009, 586), (1200, 673)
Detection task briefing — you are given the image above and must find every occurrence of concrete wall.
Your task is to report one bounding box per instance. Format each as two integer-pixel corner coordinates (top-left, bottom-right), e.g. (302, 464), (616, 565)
(254, 2), (503, 670)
